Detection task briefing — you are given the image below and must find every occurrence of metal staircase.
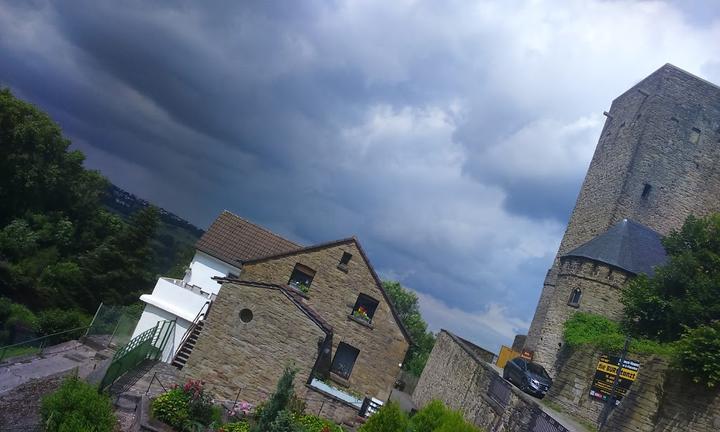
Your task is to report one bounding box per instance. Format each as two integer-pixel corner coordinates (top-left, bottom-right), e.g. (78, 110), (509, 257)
(171, 301), (210, 370)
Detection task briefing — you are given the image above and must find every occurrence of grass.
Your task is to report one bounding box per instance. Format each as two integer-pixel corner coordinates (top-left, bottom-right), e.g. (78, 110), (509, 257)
(0, 345), (41, 361)
(563, 312), (675, 357)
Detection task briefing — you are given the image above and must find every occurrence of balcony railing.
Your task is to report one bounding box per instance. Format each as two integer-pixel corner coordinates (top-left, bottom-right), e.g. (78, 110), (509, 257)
(161, 277), (212, 299)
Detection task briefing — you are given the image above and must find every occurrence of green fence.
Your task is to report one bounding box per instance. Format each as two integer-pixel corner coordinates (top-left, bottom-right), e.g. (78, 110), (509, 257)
(99, 319), (175, 391)
(0, 325), (90, 363)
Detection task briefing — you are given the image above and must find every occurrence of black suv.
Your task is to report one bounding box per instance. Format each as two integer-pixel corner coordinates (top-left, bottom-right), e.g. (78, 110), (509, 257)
(502, 357), (552, 398)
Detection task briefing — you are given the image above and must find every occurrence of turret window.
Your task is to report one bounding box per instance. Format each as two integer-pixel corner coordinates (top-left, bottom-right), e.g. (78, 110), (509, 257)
(568, 289), (582, 307)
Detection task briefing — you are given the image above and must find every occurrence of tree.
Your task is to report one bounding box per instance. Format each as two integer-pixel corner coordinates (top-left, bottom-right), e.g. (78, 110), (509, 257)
(621, 213), (720, 387)
(252, 367), (298, 432)
(0, 88), (163, 313)
(382, 281), (436, 376)
(622, 214), (720, 341)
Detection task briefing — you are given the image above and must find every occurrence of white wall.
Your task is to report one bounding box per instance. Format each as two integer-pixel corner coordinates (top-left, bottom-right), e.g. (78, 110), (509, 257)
(131, 277), (211, 362)
(131, 303), (191, 362)
(183, 251), (240, 295)
(129, 249), (240, 363)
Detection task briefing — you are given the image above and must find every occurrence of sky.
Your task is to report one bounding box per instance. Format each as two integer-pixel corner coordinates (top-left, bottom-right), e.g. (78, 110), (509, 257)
(1, 0), (719, 353)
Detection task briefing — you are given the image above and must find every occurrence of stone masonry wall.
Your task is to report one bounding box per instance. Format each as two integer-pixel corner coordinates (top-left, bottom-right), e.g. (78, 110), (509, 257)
(240, 241), (409, 400)
(534, 258), (632, 373)
(546, 345), (720, 432)
(526, 65), (720, 357)
(182, 283), (327, 402)
(413, 331), (553, 432)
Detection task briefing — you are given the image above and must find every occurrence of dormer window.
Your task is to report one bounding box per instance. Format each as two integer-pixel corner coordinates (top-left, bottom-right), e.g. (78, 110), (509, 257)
(351, 294), (379, 324)
(288, 263), (315, 294)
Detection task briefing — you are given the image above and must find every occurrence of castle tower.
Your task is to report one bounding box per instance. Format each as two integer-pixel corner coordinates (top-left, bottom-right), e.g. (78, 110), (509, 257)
(525, 64), (720, 368)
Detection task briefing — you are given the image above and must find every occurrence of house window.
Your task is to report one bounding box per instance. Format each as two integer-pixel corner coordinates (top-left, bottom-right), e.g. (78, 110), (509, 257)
(351, 294), (379, 323)
(568, 289), (582, 307)
(331, 342), (360, 379)
(641, 183), (652, 199)
(288, 264), (315, 293)
(340, 252), (352, 265)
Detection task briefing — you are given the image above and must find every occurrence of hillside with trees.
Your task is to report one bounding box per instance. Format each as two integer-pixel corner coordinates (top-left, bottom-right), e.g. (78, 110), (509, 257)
(0, 88), (199, 343)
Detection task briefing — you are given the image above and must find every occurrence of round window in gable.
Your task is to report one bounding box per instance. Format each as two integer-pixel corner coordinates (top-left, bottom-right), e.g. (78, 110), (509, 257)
(239, 308), (253, 323)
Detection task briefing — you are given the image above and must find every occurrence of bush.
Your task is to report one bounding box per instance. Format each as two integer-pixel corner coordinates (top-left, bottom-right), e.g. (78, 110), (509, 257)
(37, 308), (91, 342)
(152, 380), (217, 431)
(152, 388), (190, 428)
(563, 312), (675, 356)
(41, 375), (116, 432)
(674, 322), (720, 388)
(296, 414), (343, 432)
(252, 367), (297, 432)
(408, 400), (445, 432)
(0, 297), (38, 344)
(268, 410), (300, 432)
(359, 402), (409, 432)
(221, 422), (250, 432)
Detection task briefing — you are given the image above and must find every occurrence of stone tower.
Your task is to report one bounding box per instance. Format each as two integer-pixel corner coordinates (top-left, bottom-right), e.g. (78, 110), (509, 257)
(525, 64), (720, 368)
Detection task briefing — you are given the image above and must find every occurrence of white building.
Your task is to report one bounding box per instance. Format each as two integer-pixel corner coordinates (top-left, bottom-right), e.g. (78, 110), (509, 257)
(130, 210), (299, 364)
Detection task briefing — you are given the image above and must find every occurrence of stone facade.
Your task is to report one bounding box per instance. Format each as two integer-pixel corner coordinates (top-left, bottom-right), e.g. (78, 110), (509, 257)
(546, 346), (720, 432)
(526, 64), (720, 360)
(534, 258), (632, 374)
(413, 331), (563, 431)
(182, 282), (328, 401)
(184, 238), (409, 400)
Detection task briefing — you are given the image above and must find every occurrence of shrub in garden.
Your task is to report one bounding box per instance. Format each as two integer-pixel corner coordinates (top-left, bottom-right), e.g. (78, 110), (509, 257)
(268, 410), (301, 432)
(358, 402), (409, 432)
(41, 375), (116, 432)
(152, 379), (217, 431)
(296, 414), (344, 432)
(252, 367), (297, 432)
(220, 422), (250, 432)
(359, 400), (482, 432)
(408, 400), (445, 432)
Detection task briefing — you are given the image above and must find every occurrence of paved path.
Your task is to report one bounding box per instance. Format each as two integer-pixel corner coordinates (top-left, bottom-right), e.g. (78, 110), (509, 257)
(490, 363), (589, 432)
(0, 340), (112, 396)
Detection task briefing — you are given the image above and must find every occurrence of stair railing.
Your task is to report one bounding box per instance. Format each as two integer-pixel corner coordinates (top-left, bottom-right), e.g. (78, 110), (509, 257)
(172, 300), (210, 363)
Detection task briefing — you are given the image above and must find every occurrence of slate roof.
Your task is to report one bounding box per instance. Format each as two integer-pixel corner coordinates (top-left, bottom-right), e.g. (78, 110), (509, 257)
(562, 219), (668, 276)
(214, 278), (333, 335)
(196, 211), (300, 266)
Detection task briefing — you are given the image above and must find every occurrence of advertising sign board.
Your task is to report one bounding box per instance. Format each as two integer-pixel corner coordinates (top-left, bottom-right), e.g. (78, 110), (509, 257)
(589, 354), (640, 405)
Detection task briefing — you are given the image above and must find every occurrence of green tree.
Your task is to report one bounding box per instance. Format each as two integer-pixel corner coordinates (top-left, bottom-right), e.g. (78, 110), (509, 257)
(358, 401), (409, 432)
(252, 367), (298, 432)
(622, 214), (720, 341)
(382, 281), (436, 376)
(0, 88), (164, 313)
(41, 375), (116, 432)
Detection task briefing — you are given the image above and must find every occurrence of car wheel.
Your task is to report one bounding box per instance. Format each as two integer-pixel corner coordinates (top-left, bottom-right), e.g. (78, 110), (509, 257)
(520, 378), (529, 392)
(503, 370), (510, 382)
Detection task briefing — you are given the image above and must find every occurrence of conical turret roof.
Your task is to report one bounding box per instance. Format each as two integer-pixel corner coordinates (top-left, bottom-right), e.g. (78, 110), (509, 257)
(563, 219), (668, 276)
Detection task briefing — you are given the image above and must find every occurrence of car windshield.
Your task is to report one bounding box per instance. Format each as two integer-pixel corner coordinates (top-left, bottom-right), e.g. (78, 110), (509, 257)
(527, 363), (549, 379)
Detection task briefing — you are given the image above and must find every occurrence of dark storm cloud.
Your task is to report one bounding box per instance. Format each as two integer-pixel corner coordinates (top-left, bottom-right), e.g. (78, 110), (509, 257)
(1, 0), (719, 351)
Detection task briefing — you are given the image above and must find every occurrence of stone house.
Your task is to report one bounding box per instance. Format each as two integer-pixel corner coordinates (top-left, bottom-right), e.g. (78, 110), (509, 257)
(181, 236), (411, 407)
(130, 211), (300, 362)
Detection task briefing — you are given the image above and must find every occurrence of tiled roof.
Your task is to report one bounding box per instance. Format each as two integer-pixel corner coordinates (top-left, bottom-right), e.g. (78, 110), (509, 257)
(563, 219), (668, 276)
(243, 237), (414, 345)
(214, 278), (333, 334)
(196, 211), (300, 266)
